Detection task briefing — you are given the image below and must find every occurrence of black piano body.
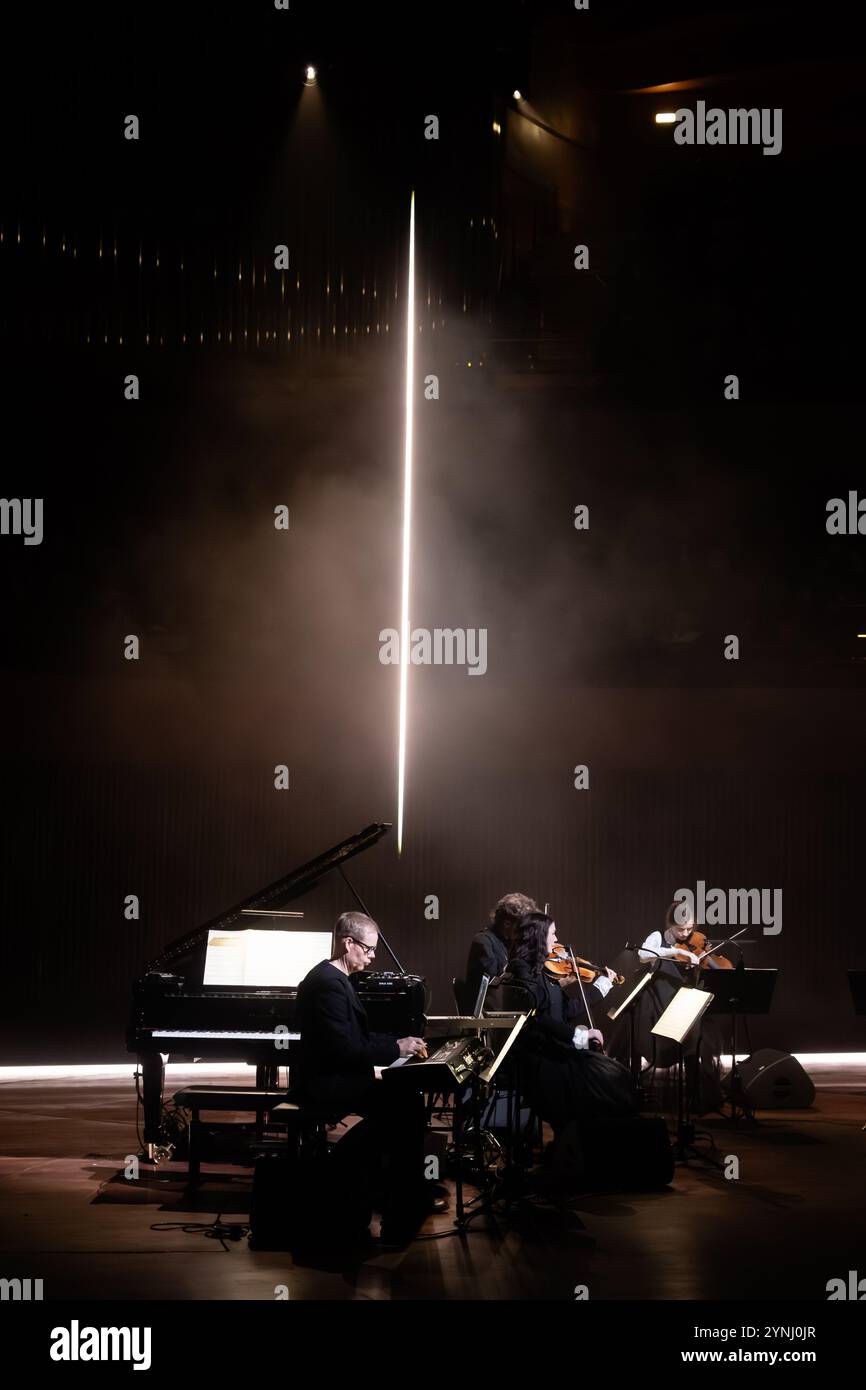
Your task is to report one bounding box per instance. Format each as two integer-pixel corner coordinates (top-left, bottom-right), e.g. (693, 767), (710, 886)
(130, 988), (301, 1145)
(127, 822), (424, 1145)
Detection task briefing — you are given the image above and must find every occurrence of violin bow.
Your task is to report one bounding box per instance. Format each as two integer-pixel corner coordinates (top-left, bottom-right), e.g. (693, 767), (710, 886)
(546, 901), (596, 1031)
(698, 926), (748, 962)
(566, 942), (595, 1031)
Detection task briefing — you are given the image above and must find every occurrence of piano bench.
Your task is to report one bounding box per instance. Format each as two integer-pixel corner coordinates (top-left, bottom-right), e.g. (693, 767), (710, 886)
(173, 1087), (290, 1185)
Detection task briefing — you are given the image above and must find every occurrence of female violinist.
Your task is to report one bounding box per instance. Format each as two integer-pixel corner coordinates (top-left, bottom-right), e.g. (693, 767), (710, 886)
(504, 912), (637, 1136)
(638, 907), (703, 970)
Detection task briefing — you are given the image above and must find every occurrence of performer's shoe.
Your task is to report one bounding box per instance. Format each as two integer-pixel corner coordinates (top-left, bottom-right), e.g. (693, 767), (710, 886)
(427, 1182), (450, 1213)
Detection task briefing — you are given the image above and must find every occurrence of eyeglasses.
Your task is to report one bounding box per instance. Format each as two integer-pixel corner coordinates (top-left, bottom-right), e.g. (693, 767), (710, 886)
(349, 937), (376, 958)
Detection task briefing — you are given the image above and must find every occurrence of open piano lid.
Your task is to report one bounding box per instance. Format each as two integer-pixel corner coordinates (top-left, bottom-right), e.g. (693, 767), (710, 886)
(143, 821), (392, 974)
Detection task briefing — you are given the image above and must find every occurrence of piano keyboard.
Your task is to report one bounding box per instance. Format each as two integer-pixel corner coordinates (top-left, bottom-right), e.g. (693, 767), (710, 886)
(151, 1029), (300, 1041)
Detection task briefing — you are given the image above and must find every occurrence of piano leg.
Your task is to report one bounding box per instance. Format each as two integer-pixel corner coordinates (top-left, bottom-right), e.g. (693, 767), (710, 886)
(255, 1063), (280, 1138)
(141, 1052), (165, 1146)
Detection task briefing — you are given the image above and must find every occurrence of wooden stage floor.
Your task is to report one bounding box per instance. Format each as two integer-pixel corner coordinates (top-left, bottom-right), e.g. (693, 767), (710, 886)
(0, 1061), (864, 1302)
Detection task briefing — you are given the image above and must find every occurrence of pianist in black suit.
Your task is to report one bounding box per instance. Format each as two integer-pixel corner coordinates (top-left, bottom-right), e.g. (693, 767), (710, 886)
(465, 891), (538, 1004)
(292, 910), (431, 1244)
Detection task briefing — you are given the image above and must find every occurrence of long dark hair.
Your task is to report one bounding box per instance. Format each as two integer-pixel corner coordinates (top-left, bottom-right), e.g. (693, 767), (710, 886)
(512, 911), (553, 975)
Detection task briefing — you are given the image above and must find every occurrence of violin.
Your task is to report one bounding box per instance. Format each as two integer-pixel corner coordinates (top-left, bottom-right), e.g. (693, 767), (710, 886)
(544, 943), (625, 987)
(670, 929), (734, 970)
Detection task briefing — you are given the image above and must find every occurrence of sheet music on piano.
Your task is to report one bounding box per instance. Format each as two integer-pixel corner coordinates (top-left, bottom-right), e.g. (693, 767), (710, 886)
(202, 929), (332, 989)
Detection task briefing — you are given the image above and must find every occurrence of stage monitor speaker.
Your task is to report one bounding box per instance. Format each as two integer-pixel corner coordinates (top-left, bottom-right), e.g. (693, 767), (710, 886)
(551, 1116), (674, 1191)
(729, 1049), (815, 1109)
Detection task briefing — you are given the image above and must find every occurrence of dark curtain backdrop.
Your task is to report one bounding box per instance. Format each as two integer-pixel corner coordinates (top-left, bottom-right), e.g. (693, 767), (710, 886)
(2, 756), (861, 1060)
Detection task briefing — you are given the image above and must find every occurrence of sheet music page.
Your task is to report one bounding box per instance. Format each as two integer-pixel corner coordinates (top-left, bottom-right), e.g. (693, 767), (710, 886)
(203, 929), (332, 987)
(202, 933), (246, 986)
(244, 930), (332, 986)
(651, 985), (713, 1043)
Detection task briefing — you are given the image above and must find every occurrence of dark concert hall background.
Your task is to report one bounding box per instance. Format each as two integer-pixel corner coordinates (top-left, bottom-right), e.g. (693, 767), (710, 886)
(1, 0), (865, 1065)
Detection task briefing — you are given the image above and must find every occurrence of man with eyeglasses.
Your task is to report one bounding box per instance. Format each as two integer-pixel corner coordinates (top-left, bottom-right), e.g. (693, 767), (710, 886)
(292, 910), (432, 1244)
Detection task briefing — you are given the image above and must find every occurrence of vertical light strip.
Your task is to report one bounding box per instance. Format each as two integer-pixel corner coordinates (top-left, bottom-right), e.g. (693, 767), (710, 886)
(397, 190), (415, 855)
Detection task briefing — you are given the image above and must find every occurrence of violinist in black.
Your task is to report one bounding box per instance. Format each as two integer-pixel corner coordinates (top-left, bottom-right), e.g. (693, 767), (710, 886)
(466, 891), (538, 1002)
(505, 912), (637, 1135)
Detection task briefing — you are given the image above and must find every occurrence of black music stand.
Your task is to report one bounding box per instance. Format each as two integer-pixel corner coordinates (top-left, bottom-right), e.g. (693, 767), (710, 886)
(651, 986), (715, 1161)
(457, 1014), (530, 1228)
(606, 967), (656, 1103)
(703, 965), (778, 1124)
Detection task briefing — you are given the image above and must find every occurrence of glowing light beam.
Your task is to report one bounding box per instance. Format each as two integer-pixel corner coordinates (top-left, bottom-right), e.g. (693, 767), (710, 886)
(397, 191), (416, 856)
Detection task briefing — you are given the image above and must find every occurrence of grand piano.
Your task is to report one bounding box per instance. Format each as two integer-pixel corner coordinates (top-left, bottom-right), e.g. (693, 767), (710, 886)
(127, 822), (426, 1145)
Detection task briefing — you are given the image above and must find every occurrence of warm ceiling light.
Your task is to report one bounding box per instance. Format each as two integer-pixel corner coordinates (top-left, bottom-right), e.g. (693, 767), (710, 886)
(513, 89), (522, 101)
(304, 65), (317, 85)
(655, 111), (677, 124)
(492, 120), (501, 135)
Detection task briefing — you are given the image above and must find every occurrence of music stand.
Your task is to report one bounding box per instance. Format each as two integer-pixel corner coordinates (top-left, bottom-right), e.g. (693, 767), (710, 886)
(455, 1013), (530, 1228)
(702, 966), (777, 1123)
(473, 974), (492, 1019)
(606, 967), (656, 1101)
(652, 987), (714, 1160)
(479, 1012), (530, 1086)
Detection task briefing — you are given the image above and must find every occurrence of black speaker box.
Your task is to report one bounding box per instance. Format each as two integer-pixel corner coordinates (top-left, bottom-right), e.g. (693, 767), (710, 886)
(249, 1151), (372, 1251)
(551, 1115), (674, 1190)
(728, 1049), (815, 1109)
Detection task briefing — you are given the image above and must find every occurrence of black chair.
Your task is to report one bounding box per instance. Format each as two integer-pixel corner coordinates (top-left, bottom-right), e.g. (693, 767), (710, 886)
(270, 1101), (341, 1160)
(452, 975), (476, 1015)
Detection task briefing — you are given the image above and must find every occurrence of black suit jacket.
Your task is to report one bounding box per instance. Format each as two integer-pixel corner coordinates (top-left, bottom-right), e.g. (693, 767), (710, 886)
(291, 959), (400, 1115)
(466, 927), (509, 1000)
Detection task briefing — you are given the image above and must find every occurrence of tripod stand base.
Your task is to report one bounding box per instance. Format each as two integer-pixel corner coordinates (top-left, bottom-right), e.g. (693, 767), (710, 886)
(670, 1119), (703, 1163)
(721, 1069), (758, 1125)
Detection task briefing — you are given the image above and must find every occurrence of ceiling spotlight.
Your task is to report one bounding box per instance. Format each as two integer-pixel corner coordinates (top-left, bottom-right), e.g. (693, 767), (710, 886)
(304, 65), (317, 86)
(654, 111), (677, 124)
(513, 89), (522, 101)
(492, 120), (501, 135)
